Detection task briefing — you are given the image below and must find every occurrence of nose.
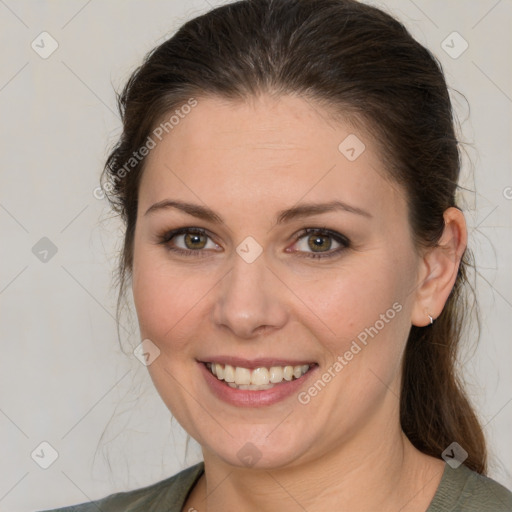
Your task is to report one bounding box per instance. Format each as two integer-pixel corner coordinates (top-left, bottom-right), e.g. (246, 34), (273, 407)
(212, 252), (288, 339)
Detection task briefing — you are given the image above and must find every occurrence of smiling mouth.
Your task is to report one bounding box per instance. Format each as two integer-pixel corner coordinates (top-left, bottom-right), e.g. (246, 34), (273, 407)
(204, 362), (315, 390)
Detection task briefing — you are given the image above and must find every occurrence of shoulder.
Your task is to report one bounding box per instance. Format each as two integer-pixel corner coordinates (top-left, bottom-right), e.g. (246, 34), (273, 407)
(428, 462), (512, 512)
(37, 462), (205, 512)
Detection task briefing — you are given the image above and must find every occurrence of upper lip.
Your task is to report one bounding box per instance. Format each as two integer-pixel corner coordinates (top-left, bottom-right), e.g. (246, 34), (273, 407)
(198, 356), (316, 369)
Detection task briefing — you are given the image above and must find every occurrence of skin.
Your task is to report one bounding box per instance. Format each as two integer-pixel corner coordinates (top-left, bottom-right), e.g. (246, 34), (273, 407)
(131, 94), (467, 511)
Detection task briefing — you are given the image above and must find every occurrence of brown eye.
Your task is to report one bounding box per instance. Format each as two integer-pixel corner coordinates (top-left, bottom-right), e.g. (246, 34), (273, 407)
(183, 231), (208, 250)
(291, 228), (350, 259)
(158, 227), (220, 257)
(307, 233), (332, 252)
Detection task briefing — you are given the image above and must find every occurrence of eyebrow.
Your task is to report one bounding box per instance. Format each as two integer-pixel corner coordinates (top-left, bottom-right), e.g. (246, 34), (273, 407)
(144, 199), (372, 224)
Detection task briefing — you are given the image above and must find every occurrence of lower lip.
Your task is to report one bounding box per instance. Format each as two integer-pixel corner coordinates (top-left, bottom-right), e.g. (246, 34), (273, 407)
(198, 362), (318, 407)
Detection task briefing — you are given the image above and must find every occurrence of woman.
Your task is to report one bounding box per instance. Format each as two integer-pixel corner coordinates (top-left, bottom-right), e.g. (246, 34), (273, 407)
(41, 0), (512, 510)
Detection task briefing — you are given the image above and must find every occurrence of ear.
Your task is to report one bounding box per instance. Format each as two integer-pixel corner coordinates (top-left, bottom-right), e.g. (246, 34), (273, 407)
(411, 207), (467, 327)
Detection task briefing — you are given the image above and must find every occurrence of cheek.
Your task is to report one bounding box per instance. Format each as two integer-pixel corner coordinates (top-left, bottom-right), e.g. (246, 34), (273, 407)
(294, 260), (414, 428)
(307, 254), (414, 373)
(132, 245), (236, 377)
(131, 244), (203, 347)
(314, 264), (405, 333)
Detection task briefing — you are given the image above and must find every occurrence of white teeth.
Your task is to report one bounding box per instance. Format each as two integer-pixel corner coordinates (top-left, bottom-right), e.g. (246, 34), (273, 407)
(251, 367), (270, 385)
(283, 366), (293, 381)
(269, 366), (283, 383)
(293, 365), (304, 379)
(234, 367), (251, 385)
(224, 364), (235, 382)
(237, 383), (274, 390)
(206, 362), (311, 388)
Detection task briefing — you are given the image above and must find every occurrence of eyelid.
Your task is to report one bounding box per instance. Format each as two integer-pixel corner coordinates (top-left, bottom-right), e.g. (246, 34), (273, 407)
(159, 226), (213, 244)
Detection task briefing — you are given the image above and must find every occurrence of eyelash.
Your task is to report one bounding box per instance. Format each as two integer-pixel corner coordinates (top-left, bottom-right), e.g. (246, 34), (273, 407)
(157, 227), (350, 260)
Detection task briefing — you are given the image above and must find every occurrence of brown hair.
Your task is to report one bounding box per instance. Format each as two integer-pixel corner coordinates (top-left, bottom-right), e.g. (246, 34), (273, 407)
(101, 0), (486, 473)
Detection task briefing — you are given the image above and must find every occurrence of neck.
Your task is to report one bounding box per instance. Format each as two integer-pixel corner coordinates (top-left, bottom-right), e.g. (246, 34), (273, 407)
(188, 415), (445, 512)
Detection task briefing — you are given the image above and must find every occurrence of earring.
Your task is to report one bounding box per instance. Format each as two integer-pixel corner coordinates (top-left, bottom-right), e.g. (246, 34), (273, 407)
(427, 313), (434, 325)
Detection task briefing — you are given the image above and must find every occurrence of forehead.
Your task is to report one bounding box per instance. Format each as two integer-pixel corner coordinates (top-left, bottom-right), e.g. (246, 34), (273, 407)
(138, 94), (403, 221)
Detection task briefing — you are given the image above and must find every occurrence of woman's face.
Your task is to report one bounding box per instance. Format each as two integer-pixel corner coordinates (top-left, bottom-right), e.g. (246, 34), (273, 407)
(132, 94), (423, 469)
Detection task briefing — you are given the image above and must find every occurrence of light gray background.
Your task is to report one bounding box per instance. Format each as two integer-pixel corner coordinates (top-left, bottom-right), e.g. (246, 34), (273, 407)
(0, 1), (511, 510)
